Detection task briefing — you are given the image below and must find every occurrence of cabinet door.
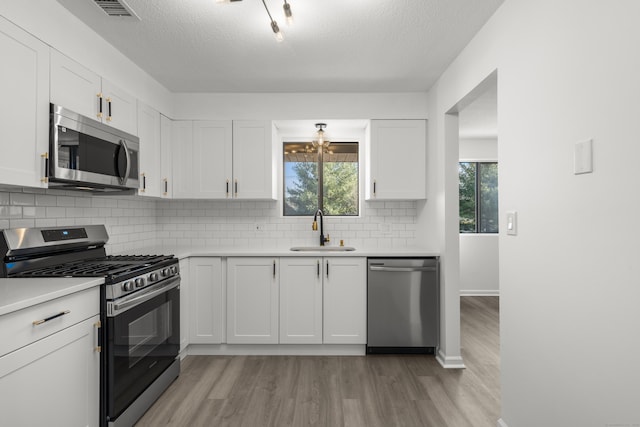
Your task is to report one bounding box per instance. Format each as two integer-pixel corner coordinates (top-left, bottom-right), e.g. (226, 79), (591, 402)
(50, 49), (102, 120)
(160, 114), (173, 198)
(367, 119), (426, 200)
(232, 120), (275, 199)
(279, 257), (322, 344)
(323, 257), (367, 344)
(102, 79), (138, 136)
(0, 315), (100, 427)
(227, 258), (279, 344)
(189, 257), (225, 344)
(179, 258), (190, 352)
(173, 121), (232, 199)
(137, 102), (161, 197)
(0, 17), (49, 188)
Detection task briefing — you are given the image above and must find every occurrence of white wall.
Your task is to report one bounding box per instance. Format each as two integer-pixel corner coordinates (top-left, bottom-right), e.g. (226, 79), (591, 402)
(428, 0), (640, 425)
(459, 137), (499, 295)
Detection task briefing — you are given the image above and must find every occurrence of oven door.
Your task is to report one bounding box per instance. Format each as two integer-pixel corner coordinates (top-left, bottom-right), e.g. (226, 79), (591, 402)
(106, 277), (180, 421)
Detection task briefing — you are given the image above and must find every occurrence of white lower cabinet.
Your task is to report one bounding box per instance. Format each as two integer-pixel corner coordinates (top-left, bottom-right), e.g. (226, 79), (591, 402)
(179, 258), (190, 352)
(189, 257), (224, 344)
(226, 257), (279, 344)
(279, 257), (323, 344)
(0, 288), (100, 427)
(323, 257), (367, 344)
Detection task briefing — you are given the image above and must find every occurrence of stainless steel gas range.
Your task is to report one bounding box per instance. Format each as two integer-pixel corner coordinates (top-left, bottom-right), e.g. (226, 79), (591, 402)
(0, 225), (180, 427)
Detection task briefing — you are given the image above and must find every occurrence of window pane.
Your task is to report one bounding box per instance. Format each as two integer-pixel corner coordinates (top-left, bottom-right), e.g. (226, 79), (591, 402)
(322, 143), (359, 216)
(459, 162), (477, 232)
(478, 163), (499, 233)
(284, 143), (318, 216)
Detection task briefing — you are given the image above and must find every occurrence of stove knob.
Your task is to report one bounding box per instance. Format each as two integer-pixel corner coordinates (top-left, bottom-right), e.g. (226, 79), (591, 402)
(135, 278), (145, 288)
(149, 273), (159, 282)
(161, 268), (169, 277)
(122, 281), (134, 292)
(169, 266), (178, 275)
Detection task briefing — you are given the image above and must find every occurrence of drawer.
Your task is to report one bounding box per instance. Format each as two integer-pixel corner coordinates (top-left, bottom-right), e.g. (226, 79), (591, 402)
(0, 287), (99, 357)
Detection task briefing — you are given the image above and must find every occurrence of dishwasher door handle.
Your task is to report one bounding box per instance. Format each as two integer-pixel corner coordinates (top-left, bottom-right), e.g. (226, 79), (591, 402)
(369, 266), (437, 272)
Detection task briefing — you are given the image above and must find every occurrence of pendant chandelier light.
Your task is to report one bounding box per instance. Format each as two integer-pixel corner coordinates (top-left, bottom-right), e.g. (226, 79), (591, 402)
(312, 123), (330, 151)
(215, 0), (293, 42)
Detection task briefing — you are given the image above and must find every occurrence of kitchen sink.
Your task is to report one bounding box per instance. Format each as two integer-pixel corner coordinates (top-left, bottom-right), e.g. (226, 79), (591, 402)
(290, 246), (356, 252)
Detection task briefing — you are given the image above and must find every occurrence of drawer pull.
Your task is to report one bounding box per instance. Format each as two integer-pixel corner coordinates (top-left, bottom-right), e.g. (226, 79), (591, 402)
(32, 310), (70, 326)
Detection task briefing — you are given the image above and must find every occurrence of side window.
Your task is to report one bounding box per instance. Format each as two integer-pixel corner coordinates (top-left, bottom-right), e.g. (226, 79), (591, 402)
(459, 162), (498, 233)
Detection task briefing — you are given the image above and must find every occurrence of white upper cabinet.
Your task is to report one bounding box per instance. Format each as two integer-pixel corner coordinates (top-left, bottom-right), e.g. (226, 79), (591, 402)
(50, 50), (138, 136)
(232, 120), (276, 199)
(367, 119), (427, 200)
(0, 16), (49, 188)
(160, 114), (173, 198)
(137, 102), (161, 197)
(172, 120), (275, 200)
(172, 120), (232, 199)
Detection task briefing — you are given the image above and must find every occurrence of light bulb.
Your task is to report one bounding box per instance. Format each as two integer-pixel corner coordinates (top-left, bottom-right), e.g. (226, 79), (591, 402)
(283, 2), (293, 25)
(271, 21), (284, 42)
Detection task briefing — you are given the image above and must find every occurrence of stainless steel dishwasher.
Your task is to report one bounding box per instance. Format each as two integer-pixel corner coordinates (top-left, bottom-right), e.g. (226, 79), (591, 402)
(367, 258), (439, 354)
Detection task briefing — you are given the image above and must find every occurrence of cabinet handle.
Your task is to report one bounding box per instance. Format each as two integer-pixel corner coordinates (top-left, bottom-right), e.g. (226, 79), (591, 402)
(317, 260), (320, 277)
(106, 97), (112, 122)
(32, 310), (70, 326)
(40, 152), (49, 183)
(94, 320), (102, 353)
(163, 178), (168, 195)
(234, 179), (238, 197)
(141, 173), (146, 192)
(373, 179), (377, 197)
(273, 260), (276, 278)
(326, 260), (329, 278)
(226, 179), (230, 198)
(97, 93), (103, 119)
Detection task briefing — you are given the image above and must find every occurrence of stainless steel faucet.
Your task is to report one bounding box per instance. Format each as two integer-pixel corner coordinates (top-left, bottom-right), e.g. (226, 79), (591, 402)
(312, 209), (330, 246)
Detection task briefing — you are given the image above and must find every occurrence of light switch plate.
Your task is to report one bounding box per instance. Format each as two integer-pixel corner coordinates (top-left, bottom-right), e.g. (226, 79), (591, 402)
(574, 139), (593, 174)
(506, 211), (517, 236)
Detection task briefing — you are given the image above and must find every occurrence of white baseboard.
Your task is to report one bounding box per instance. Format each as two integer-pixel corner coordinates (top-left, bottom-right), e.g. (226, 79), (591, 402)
(187, 344), (366, 356)
(436, 349), (466, 369)
(497, 418), (509, 427)
(460, 290), (500, 296)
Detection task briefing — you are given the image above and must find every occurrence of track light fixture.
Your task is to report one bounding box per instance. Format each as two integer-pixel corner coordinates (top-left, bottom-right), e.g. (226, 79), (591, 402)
(216, 0), (293, 42)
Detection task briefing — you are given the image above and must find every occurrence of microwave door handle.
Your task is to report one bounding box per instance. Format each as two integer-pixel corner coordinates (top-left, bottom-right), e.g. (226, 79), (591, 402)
(119, 139), (131, 185)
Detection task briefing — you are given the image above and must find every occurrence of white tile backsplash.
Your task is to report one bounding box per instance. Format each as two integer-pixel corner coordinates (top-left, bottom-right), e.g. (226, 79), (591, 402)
(0, 188), (418, 252)
(156, 199), (417, 249)
(0, 188), (157, 254)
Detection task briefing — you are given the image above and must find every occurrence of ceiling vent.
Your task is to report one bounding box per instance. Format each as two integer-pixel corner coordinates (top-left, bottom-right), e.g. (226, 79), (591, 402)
(93, 0), (140, 20)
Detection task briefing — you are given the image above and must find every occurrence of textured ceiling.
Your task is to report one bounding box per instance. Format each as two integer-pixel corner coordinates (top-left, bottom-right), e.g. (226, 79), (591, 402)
(56, 0), (504, 93)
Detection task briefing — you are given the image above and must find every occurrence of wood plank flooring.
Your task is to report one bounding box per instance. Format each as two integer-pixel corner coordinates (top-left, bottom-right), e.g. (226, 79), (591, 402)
(136, 296), (500, 427)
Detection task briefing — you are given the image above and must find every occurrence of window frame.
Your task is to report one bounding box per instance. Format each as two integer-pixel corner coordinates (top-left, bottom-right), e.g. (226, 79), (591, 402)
(459, 160), (499, 234)
(282, 140), (361, 218)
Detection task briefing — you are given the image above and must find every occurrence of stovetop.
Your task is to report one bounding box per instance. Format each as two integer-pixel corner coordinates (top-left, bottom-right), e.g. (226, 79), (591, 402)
(11, 254), (176, 282)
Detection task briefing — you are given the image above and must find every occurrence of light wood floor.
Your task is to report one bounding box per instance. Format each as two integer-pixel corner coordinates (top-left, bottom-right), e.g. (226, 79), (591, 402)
(136, 296), (500, 427)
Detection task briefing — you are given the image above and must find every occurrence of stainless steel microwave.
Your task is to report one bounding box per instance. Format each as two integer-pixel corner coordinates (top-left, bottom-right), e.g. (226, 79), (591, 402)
(48, 104), (139, 192)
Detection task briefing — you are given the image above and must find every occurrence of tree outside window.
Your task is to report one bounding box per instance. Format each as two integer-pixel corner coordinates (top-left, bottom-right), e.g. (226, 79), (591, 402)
(284, 142), (358, 216)
(459, 162), (498, 233)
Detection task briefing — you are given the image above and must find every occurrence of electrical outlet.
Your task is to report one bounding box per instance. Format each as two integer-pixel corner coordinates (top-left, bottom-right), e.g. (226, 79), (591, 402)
(254, 222), (265, 233)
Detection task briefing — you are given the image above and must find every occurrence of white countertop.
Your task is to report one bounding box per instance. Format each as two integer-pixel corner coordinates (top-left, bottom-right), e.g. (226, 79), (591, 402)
(0, 277), (103, 316)
(128, 245), (440, 260)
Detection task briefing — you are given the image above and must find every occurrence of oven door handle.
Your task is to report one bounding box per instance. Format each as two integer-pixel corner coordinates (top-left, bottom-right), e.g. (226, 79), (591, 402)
(109, 277), (180, 316)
